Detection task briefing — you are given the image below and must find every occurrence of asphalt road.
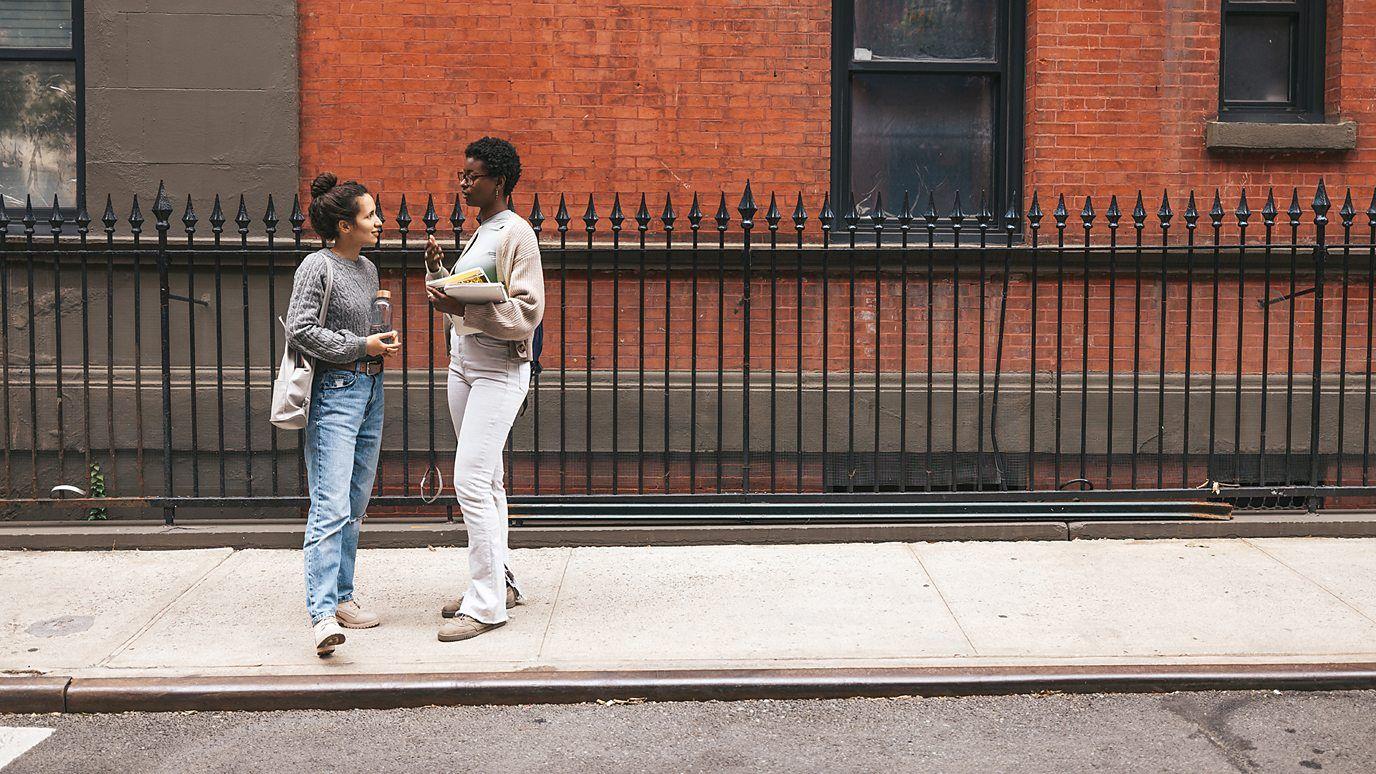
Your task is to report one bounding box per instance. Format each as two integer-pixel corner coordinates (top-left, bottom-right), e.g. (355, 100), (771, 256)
(4, 690), (1375, 773)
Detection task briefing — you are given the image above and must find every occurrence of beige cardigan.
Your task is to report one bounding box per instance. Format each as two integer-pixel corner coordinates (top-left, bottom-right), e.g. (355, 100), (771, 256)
(427, 213), (545, 362)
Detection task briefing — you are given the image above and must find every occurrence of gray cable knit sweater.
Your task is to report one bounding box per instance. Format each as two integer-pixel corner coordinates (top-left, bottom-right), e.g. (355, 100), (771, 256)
(285, 248), (379, 365)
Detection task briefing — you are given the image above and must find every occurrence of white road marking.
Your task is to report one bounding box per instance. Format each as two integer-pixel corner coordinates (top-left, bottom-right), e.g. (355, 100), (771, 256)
(0, 727), (54, 770)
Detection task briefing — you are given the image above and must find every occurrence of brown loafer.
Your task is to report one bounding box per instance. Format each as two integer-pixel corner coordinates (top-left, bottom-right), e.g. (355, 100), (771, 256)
(437, 614), (505, 642)
(441, 586), (519, 618)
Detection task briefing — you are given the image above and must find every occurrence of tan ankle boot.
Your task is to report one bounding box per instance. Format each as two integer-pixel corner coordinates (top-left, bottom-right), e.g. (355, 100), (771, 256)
(440, 586), (519, 618)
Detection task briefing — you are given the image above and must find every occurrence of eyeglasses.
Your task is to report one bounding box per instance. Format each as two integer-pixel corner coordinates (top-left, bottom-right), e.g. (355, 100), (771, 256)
(459, 172), (494, 184)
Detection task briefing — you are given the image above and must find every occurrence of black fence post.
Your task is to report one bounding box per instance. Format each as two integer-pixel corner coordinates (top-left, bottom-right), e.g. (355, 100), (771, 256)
(153, 182), (176, 524)
(1309, 181), (1330, 513)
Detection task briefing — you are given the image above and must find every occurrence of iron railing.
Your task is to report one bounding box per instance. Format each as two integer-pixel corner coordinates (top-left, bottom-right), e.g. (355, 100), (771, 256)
(1, 181), (1374, 522)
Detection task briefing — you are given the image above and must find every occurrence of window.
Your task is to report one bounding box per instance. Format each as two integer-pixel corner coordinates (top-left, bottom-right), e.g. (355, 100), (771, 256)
(1219, 0), (1325, 122)
(832, 0), (1023, 232)
(0, 0), (81, 209)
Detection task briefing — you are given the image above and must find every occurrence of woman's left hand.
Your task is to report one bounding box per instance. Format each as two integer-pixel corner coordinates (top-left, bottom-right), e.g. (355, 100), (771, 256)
(426, 284), (465, 316)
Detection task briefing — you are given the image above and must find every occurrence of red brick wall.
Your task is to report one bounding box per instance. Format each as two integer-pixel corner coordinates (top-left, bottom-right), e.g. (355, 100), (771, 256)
(1024, 0), (1376, 202)
(301, 1), (1373, 218)
(298, 0), (831, 216)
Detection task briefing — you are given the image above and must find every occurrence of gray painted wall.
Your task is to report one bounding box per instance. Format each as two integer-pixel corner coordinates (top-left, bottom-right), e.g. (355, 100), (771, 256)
(84, 0), (298, 204)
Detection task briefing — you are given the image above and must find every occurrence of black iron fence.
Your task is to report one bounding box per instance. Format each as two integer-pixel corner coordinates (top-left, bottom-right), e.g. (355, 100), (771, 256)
(2, 181), (1374, 522)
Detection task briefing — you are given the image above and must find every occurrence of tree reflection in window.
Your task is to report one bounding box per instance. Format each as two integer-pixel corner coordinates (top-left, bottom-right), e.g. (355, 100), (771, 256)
(0, 61), (76, 207)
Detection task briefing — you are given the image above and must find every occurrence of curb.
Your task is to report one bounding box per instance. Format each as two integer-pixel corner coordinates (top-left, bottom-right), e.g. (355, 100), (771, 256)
(4, 511), (1376, 551)
(8, 664), (1376, 714)
(0, 677), (70, 714)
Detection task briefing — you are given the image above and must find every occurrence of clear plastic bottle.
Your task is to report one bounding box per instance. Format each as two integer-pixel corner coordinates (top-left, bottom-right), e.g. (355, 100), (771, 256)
(369, 289), (393, 337)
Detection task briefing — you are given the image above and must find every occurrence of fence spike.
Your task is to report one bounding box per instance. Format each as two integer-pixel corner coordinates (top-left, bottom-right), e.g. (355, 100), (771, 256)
(1312, 179), (1331, 226)
(530, 194), (545, 235)
(262, 193), (278, 235)
(234, 194), (250, 237)
(395, 194), (412, 236)
(791, 193), (807, 231)
(1262, 189), (1278, 228)
(1367, 189), (1376, 228)
(374, 194), (385, 231)
(49, 194), (65, 239)
(1209, 190), (1224, 229)
(819, 192), (834, 233)
(583, 194), (599, 233)
(737, 181), (757, 229)
(1157, 191), (1173, 228)
(1080, 195), (1094, 228)
(661, 193), (677, 231)
(449, 193), (465, 234)
(842, 191), (859, 232)
(1183, 191), (1199, 230)
(1287, 188), (1302, 228)
(209, 194), (225, 237)
(1106, 194), (1121, 229)
(128, 194), (144, 237)
(420, 194), (438, 236)
(152, 181), (173, 230)
(765, 191), (781, 232)
(688, 192), (703, 232)
(1339, 189), (1356, 229)
(75, 196), (91, 238)
(1003, 190), (1019, 234)
(289, 194), (305, 240)
(1051, 193), (1066, 230)
(900, 190), (914, 228)
(637, 193), (655, 231)
(1026, 191), (1043, 230)
(950, 190), (966, 233)
(555, 194), (570, 234)
(102, 195), (117, 237)
(635, 193), (650, 233)
(1131, 191), (1146, 229)
(714, 192), (730, 232)
(182, 195), (198, 237)
(976, 190), (991, 230)
(1235, 189), (1251, 226)
(609, 193), (624, 232)
(872, 190), (888, 232)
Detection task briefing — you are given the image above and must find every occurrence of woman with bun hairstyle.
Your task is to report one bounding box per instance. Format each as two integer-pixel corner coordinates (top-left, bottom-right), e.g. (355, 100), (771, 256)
(424, 137), (545, 642)
(285, 173), (400, 656)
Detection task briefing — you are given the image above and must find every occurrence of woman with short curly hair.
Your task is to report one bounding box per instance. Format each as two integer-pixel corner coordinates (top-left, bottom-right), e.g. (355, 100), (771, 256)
(425, 137), (546, 642)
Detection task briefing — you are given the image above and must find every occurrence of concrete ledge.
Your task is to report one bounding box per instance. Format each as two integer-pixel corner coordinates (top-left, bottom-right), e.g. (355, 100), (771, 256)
(0, 520), (1068, 550)
(0, 677), (69, 713)
(1071, 510), (1376, 540)
(54, 664), (1376, 713)
(1206, 120), (1358, 153)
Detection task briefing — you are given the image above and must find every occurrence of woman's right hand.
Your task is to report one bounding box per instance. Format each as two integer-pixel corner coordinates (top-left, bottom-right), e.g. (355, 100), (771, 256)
(366, 331), (401, 358)
(424, 235), (444, 272)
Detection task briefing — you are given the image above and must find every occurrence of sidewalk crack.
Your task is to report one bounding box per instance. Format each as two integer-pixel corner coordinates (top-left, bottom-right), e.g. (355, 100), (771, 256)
(94, 549), (235, 668)
(905, 544), (980, 656)
(1243, 539), (1376, 629)
(536, 548), (575, 660)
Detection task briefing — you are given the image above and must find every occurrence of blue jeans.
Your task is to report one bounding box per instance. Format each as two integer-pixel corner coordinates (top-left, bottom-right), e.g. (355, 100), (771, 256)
(303, 368), (384, 624)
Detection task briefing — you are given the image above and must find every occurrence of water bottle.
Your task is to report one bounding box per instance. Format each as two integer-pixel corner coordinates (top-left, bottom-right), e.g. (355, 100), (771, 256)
(369, 290), (393, 360)
(369, 290), (393, 335)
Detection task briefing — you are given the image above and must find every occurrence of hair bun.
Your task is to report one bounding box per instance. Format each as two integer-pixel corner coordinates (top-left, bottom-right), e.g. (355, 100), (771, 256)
(310, 172), (339, 199)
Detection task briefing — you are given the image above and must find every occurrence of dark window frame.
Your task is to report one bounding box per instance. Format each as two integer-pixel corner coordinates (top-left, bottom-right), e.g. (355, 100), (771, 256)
(0, 0), (85, 211)
(1218, 0), (1325, 123)
(830, 0), (1025, 237)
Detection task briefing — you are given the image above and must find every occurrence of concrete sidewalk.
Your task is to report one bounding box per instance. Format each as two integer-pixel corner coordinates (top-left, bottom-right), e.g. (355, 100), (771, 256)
(4, 538), (1376, 709)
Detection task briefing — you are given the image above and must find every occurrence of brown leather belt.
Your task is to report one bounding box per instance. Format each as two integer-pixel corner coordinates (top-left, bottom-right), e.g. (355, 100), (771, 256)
(340, 359), (384, 376)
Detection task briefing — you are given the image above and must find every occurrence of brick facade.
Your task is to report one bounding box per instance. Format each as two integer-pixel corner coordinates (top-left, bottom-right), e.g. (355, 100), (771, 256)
(300, 1), (1373, 215)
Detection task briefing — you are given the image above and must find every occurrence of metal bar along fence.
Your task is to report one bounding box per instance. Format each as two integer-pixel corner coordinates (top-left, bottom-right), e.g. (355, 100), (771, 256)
(2, 181), (1375, 522)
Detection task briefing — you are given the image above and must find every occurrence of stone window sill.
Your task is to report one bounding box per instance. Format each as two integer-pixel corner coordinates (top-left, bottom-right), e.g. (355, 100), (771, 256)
(1205, 120), (1358, 153)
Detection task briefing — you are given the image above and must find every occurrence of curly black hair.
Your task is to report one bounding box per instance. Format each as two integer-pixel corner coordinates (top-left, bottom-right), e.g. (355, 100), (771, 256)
(465, 137), (521, 195)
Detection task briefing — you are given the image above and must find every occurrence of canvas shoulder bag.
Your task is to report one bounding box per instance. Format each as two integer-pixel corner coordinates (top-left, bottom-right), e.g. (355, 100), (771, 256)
(270, 260), (335, 430)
